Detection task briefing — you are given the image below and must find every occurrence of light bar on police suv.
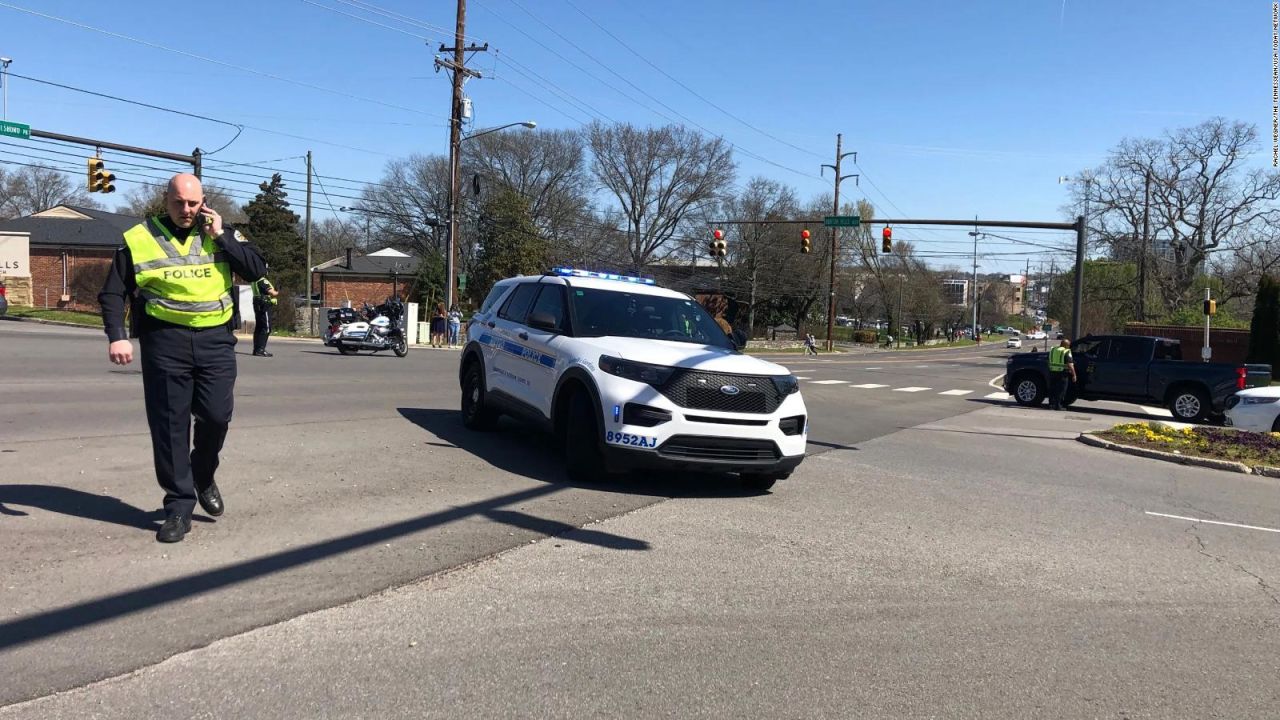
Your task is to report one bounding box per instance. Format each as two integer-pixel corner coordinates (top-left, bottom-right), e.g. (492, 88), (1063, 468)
(551, 267), (656, 285)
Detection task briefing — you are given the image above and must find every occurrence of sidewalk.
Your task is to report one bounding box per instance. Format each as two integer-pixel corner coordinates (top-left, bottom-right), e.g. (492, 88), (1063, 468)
(5, 404), (1278, 718)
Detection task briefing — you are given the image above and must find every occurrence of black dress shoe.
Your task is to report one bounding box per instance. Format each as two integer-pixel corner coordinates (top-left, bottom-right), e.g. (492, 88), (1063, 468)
(156, 515), (192, 543)
(253, 350), (273, 357)
(197, 481), (224, 516)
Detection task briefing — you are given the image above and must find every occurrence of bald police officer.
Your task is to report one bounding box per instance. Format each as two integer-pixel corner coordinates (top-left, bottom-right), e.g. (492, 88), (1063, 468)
(99, 173), (266, 543)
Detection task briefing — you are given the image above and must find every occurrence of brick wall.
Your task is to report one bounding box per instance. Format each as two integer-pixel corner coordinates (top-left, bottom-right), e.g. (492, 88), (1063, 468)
(320, 276), (409, 310)
(26, 248), (114, 310)
(1124, 323), (1252, 364)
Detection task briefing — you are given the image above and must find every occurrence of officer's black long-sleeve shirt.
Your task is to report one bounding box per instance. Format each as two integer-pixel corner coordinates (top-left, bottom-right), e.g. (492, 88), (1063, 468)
(98, 216), (267, 342)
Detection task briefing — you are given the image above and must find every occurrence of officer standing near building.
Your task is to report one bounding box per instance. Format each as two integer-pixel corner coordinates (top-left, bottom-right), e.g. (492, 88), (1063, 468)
(251, 274), (279, 357)
(1048, 336), (1077, 411)
(99, 173), (267, 543)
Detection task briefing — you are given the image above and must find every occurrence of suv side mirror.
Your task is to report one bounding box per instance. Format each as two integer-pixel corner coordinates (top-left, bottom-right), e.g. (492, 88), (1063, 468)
(527, 311), (558, 332)
(729, 328), (748, 350)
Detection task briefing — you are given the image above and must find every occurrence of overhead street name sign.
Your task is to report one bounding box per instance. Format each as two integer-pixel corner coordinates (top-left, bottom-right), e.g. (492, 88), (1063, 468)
(823, 215), (861, 227)
(0, 121), (30, 140)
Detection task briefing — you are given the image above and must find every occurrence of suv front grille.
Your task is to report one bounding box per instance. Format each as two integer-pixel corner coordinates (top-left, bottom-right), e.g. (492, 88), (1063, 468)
(658, 435), (781, 462)
(655, 370), (782, 414)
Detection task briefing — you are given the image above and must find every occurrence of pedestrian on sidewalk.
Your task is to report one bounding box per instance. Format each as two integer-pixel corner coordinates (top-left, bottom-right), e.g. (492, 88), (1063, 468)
(98, 173), (267, 543)
(804, 333), (818, 355)
(251, 274), (278, 357)
(430, 302), (447, 348)
(447, 304), (462, 348)
(1048, 336), (1077, 411)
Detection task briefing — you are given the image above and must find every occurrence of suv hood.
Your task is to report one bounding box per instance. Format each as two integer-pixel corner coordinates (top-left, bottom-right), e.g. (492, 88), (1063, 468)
(572, 336), (788, 376)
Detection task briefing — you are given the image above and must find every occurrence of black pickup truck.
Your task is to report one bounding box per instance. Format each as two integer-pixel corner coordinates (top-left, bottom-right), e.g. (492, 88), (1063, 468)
(1003, 334), (1272, 422)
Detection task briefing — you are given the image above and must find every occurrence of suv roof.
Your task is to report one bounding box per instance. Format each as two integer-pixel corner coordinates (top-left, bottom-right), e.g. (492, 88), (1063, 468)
(500, 269), (688, 300)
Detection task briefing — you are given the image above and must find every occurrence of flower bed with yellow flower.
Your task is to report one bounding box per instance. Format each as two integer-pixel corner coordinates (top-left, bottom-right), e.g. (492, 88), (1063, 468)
(1095, 422), (1280, 466)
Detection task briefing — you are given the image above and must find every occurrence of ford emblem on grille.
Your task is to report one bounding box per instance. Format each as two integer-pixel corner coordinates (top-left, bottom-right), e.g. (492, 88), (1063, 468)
(720, 384), (740, 396)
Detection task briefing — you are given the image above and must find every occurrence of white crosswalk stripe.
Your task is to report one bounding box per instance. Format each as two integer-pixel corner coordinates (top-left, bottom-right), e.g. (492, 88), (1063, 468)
(938, 389), (973, 396)
(808, 380), (848, 385)
(894, 386), (931, 392)
(850, 383), (889, 389)
(985, 392), (1012, 400)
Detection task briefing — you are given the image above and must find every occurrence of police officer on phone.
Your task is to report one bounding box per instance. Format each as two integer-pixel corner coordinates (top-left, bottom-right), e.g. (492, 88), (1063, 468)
(99, 173), (266, 543)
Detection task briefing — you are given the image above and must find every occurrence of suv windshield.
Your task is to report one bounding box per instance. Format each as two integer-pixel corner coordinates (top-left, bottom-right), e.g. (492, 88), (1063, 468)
(570, 287), (734, 349)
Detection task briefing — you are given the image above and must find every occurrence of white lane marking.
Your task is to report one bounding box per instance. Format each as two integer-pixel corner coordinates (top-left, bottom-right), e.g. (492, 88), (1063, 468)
(1145, 512), (1280, 535)
(850, 383), (889, 389)
(864, 367), (881, 370)
(985, 392), (1012, 400)
(988, 373), (1006, 390)
(808, 380), (848, 385)
(795, 376), (811, 380)
(939, 389), (973, 396)
(1141, 405), (1172, 417)
(894, 386), (931, 392)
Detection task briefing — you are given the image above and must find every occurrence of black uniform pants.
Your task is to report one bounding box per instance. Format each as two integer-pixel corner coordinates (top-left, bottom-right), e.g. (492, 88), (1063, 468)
(253, 300), (272, 354)
(1049, 371), (1069, 410)
(140, 323), (237, 518)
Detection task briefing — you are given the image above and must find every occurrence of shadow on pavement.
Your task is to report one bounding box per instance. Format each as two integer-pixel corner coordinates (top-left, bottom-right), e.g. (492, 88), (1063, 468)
(905, 426), (1081, 440)
(397, 407), (768, 500)
(483, 509), (649, 551)
(0, 485), (160, 530)
(965, 397), (1158, 423)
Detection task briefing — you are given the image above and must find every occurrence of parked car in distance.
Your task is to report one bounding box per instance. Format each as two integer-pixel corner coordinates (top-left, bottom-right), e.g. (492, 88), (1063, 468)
(1027, 331), (1047, 340)
(1003, 334), (1272, 422)
(1224, 385), (1280, 432)
(1006, 336), (1022, 349)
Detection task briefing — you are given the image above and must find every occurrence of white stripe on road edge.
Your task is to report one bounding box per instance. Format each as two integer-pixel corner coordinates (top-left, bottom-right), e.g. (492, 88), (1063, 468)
(864, 367), (881, 370)
(894, 387), (931, 392)
(939, 389), (973, 396)
(808, 380), (848, 385)
(1140, 405), (1172, 417)
(988, 373), (1006, 390)
(914, 365), (930, 368)
(1145, 512), (1280, 535)
(985, 392), (1011, 400)
(850, 383), (889, 389)
(795, 376), (811, 380)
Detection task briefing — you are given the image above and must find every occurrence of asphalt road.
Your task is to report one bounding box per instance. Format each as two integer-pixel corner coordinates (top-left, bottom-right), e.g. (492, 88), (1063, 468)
(3, 322), (1277, 718)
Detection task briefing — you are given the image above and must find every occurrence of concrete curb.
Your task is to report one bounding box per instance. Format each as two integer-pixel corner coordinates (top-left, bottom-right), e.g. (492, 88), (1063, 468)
(0, 315), (100, 330)
(1077, 432), (1254, 474)
(1254, 465), (1280, 478)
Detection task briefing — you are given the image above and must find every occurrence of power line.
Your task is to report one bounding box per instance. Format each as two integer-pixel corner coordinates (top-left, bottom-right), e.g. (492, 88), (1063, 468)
(0, 2), (448, 119)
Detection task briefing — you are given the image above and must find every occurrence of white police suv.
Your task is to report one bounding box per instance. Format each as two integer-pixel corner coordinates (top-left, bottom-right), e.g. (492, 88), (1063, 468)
(459, 268), (807, 491)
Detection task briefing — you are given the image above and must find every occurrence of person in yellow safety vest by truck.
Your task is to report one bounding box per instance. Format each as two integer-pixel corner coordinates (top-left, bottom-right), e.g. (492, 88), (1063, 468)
(251, 274), (279, 357)
(98, 173), (267, 543)
(1048, 336), (1077, 411)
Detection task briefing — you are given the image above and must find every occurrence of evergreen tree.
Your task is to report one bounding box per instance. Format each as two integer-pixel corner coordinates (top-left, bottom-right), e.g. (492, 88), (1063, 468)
(1247, 274), (1280, 381)
(242, 174), (303, 322)
(473, 189), (549, 301)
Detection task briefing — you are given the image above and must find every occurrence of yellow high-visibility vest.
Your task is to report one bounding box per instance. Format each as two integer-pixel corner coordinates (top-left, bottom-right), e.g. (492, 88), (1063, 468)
(122, 216), (234, 328)
(1049, 345), (1072, 372)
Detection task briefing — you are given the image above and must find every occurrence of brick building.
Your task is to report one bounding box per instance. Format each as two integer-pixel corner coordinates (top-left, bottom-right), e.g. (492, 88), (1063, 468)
(0, 205), (139, 310)
(312, 247), (417, 310)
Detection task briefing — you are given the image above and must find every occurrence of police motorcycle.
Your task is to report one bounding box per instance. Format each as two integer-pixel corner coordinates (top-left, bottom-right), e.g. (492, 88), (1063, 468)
(326, 300), (409, 357)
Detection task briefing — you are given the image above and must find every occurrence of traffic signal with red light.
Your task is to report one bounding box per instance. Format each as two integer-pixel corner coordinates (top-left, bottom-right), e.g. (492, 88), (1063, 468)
(881, 226), (893, 254)
(710, 228), (727, 258)
(87, 157), (116, 194)
(800, 228), (812, 253)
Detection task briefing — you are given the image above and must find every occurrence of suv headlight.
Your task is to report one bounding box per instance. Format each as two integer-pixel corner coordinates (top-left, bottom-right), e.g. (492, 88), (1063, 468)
(1241, 396), (1280, 405)
(598, 356), (676, 386)
(772, 375), (800, 395)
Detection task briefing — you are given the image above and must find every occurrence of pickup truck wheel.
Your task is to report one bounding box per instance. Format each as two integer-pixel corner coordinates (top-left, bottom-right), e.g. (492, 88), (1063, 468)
(1012, 375), (1046, 406)
(1168, 387), (1210, 423)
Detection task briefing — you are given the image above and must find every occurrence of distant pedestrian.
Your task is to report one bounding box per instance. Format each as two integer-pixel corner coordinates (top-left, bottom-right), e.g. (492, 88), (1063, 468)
(430, 302), (447, 348)
(804, 333), (818, 355)
(251, 274), (278, 357)
(447, 304), (462, 347)
(1048, 337), (1077, 410)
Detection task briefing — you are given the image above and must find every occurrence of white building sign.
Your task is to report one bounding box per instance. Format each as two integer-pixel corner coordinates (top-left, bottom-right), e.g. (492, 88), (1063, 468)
(0, 233), (31, 276)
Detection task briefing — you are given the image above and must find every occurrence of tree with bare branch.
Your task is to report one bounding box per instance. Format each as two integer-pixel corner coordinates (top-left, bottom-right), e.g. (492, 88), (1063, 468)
(0, 165), (101, 219)
(588, 122), (735, 270)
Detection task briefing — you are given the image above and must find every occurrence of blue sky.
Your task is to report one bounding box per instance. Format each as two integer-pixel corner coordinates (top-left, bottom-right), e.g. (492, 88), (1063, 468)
(0, 0), (1270, 274)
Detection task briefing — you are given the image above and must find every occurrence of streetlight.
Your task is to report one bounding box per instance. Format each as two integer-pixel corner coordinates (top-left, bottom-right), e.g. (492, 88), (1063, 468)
(446, 120), (536, 310)
(1, 57), (12, 121)
(1058, 173), (1093, 340)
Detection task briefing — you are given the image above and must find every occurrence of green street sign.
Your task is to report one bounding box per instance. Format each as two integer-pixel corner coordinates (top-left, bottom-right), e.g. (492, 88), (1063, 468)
(0, 121), (30, 140)
(823, 215), (861, 227)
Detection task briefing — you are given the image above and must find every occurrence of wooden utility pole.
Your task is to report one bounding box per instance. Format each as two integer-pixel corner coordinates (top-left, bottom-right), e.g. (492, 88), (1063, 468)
(305, 150), (313, 334)
(438, 0), (486, 312)
(820, 134), (857, 352)
(1138, 170), (1151, 323)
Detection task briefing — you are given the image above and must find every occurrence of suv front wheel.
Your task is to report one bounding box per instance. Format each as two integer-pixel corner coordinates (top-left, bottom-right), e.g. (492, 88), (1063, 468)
(461, 363), (500, 430)
(564, 390), (607, 483)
